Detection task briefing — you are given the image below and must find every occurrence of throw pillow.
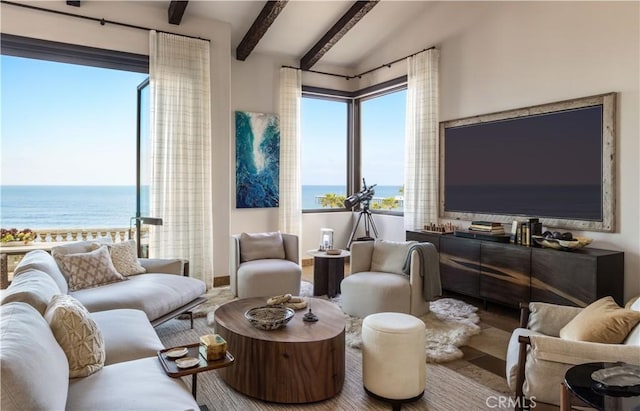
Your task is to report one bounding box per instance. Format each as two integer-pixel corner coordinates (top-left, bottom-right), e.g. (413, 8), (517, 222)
(371, 240), (415, 275)
(559, 296), (640, 344)
(239, 232), (286, 262)
(91, 240), (146, 276)
(55, 246), (126, 291)
(44, 294), (105, 378)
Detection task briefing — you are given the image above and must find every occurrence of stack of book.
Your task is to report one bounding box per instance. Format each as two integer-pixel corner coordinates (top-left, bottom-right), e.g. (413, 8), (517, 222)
(468, 221), (505, 235)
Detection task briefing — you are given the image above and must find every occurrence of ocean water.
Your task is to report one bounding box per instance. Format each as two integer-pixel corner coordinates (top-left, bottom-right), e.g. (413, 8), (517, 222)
(0, 185), (404, 229)
(0, 186), (137, 229)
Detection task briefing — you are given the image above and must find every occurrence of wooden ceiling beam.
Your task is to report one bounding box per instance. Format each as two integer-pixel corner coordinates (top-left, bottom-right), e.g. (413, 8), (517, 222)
(168, 1), (189, 25)
(300, 0), (378, 70)
(236, 0), (288, 61)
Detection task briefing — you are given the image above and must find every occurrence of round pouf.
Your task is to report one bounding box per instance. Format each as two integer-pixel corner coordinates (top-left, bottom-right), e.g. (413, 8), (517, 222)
(362, 312), (426, 410)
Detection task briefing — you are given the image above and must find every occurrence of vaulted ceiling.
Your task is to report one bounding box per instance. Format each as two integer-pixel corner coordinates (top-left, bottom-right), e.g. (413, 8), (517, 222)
(141, 1), (432, 70)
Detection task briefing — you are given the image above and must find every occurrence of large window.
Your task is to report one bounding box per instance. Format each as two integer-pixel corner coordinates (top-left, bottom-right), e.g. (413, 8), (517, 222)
(301, 80), (407, 213)
(301, 96), (349, 210)
(360, 89), (406, 212)
(1, 49), (147, 229)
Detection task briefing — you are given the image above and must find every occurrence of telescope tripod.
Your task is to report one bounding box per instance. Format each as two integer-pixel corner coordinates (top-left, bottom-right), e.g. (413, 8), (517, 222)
(346, 202), (379, 249)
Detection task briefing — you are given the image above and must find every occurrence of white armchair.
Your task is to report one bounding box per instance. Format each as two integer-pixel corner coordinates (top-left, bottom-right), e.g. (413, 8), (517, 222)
(340, 240), (434, 318)
(506, 298), (640, 409)
(230, 232), (301, 298)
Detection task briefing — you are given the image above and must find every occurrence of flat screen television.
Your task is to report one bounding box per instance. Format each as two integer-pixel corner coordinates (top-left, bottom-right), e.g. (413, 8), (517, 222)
(440, 93), (616, 232)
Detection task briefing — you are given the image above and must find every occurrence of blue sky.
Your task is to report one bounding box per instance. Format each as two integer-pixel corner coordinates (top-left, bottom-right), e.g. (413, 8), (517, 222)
(301, 90), (406, 186)
(2, 55), (405, 188)
(1, 55), (147, 185)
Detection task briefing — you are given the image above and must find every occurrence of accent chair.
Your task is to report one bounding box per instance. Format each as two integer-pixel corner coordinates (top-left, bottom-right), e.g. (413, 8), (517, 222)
(230, 232), (301, 298)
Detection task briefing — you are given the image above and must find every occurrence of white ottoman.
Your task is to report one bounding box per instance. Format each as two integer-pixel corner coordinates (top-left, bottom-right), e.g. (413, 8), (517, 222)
(362, 312), (426, 410)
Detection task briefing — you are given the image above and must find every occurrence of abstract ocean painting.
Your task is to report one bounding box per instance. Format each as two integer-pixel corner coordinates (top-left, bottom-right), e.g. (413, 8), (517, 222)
(235, 111), (280, 208)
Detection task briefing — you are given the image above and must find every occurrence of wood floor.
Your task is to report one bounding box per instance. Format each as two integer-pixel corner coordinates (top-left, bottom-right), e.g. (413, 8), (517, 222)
(302, 261), (561, 410)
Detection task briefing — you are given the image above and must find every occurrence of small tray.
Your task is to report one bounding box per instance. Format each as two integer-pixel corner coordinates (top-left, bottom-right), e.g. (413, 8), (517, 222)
(157, 343), (234, 377)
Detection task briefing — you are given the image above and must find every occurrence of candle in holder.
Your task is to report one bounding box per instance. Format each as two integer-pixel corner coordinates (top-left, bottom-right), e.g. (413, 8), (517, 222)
(320, 228), (334, 251)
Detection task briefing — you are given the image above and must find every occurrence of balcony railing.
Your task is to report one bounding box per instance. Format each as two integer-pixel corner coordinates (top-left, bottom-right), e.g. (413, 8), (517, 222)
(31, 226), (147, 243)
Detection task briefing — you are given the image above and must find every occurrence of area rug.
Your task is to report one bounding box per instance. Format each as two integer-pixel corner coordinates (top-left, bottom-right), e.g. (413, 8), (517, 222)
(343, 298), (481, 363)
(190, 282), (480, 363)
(156, 315), (503, 411)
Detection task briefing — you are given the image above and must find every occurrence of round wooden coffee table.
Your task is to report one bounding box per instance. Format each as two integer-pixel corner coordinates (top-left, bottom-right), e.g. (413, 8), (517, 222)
(214, 297), (345, 403)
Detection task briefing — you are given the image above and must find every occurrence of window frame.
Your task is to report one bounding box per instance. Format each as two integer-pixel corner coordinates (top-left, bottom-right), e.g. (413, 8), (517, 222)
(300, 91), (353, 213)
(1, 33), (148, 73)
(301, 76), (407, 215)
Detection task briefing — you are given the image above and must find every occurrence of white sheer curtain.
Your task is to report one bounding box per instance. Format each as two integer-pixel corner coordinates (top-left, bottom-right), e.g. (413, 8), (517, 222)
(148, 31), (214, 288)
(278, 67), (302, 239)
(404, 48), (440, 231)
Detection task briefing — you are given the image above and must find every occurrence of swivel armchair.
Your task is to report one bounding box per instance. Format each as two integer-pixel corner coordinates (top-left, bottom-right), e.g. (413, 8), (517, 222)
(340, 240), (434, 318)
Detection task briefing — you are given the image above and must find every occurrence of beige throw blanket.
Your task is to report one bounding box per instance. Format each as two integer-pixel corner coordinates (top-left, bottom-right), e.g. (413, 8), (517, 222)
(402, 242), (442, 301)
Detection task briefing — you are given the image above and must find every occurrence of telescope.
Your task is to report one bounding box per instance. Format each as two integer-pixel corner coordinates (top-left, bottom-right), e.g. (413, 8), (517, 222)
(345, 179), (379, 249)
(344, 180), (377, 209)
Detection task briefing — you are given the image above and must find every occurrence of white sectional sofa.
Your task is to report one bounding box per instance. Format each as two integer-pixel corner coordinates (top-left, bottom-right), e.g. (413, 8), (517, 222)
(16, 243), (206, 326)
(0, 244), (206, 410)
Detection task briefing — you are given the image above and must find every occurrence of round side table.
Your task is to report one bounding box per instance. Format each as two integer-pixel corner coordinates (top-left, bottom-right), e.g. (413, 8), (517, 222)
(561, 362), (640, 411)
(306, 249), (350, 298)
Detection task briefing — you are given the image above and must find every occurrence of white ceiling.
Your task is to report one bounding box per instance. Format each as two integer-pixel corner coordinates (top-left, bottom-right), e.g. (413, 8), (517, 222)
(156, 1), (432, 69)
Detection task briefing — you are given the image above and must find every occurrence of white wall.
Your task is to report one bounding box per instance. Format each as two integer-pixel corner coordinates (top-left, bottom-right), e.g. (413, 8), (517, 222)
(355, 1), (640, 299)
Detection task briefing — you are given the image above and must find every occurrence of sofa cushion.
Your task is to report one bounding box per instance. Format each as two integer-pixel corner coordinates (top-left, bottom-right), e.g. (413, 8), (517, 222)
(527, 302), (583, 337)
(51, 238), (112, 257)
(559, 296), (640, 344)
(67, 357), (198, 411)
(91, 240), (146, 276)
(371, 240), (415, 275)
(1, 302), (69, 411)
(14, 250), (69, 294)
(237, 259), (301, 298)
(56, 246), (127, 291)
(91, 309), (164, 365)
(1, 269), (60, 314)
(44, 294), (106, 377)
(71, 273), (206, 322)
(240, 231), (286, 262)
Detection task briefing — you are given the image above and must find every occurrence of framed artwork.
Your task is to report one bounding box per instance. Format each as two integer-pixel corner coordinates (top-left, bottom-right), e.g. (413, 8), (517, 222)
(235, 111), (280, 208)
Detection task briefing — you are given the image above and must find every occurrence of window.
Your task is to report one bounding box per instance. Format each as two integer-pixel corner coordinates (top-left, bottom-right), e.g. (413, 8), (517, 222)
(301, 79), (407, 214)
(301, 96), (349, 210)
(360, 88), (406, 212)
(1, 41), (148, 230)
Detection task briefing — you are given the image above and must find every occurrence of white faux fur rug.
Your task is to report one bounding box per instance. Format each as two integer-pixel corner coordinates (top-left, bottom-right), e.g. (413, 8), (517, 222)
(194, 282), (480, 363)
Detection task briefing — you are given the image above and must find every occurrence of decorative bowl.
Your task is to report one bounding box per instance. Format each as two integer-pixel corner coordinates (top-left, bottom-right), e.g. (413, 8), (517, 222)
(245, 306), (295, 331)
(532, 236), (592, 251)
(591, 364), (640, 388)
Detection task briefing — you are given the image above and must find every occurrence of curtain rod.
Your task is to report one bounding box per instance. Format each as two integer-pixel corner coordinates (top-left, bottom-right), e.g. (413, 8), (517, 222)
(283, 46), (435, 80)
(0, 1), (210, 42)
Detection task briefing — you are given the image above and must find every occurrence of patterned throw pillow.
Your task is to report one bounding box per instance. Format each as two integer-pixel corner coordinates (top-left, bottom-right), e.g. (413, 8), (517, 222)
(91, 240), (146, 276)
(44, 294), (105, 378)
(56, 246), (126, 291)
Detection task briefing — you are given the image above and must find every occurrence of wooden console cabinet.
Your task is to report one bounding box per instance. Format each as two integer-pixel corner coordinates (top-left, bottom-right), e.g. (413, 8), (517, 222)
(406, 230), (624, 307)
